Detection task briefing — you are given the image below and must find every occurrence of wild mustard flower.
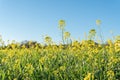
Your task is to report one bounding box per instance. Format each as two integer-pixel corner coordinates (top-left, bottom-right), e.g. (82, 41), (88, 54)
(64, 31), (71, 44)
(22, 44), (26, 49)
(1, 58), (8, 63)
(58, 20), (65, 30)
(11, 44), (16, 49)
(96, 20), (101, 26)
(88, 29), (96, 40)
(114, 40), (120, 52)
(107, 70), (114, 80)
(44, 36), (52, 45)
(84, 73), (94, 80)
(115, 35), (120, 41)
(15, 59), (20, 64)
(64, 31), (70, 39)
(24, 63), (34, 75)
(39, 57), (45, 64)
(59, 66), (66, 71)
(13, 78), (17, 80)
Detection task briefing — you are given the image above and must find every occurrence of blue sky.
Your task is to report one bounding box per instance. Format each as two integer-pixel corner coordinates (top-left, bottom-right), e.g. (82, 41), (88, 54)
(0, 0), (120, 43)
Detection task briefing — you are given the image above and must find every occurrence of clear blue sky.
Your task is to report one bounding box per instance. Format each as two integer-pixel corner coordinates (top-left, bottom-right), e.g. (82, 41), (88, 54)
(0, 0), (120, 43)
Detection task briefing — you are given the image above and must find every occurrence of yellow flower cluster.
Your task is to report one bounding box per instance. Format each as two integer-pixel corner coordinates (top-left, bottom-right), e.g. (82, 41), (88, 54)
(84, 73), (94, 80)
(24, 63), (34, 75)
(114, 40), (120, 52)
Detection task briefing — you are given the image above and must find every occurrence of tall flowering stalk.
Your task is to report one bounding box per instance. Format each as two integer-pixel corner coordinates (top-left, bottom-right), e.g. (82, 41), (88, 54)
(58, 20), (66, 44)
(44, 35), (52, 45)
(96, 20), (104, 43)
(64, 31), (71, 44)
(88, 29), (96, 40)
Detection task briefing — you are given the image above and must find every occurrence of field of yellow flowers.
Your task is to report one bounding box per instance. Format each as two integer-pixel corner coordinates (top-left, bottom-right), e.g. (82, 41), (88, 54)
(0, 39), (120, 80)
(0, 20), (120, 80)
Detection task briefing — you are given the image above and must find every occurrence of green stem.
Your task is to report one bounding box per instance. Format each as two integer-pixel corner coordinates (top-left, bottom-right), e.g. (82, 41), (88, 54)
(62, 29), (65, 44)
(98, 26), (104, 43)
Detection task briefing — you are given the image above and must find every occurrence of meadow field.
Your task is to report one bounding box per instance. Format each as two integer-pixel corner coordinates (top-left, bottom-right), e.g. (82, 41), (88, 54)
(0, 39), (120, 80)
(0, 20), (120, 80)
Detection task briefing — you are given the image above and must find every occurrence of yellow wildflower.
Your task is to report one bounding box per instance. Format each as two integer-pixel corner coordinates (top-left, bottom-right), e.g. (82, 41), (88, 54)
(96, 19), (101, 26)
(84, 73), (94, 80)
